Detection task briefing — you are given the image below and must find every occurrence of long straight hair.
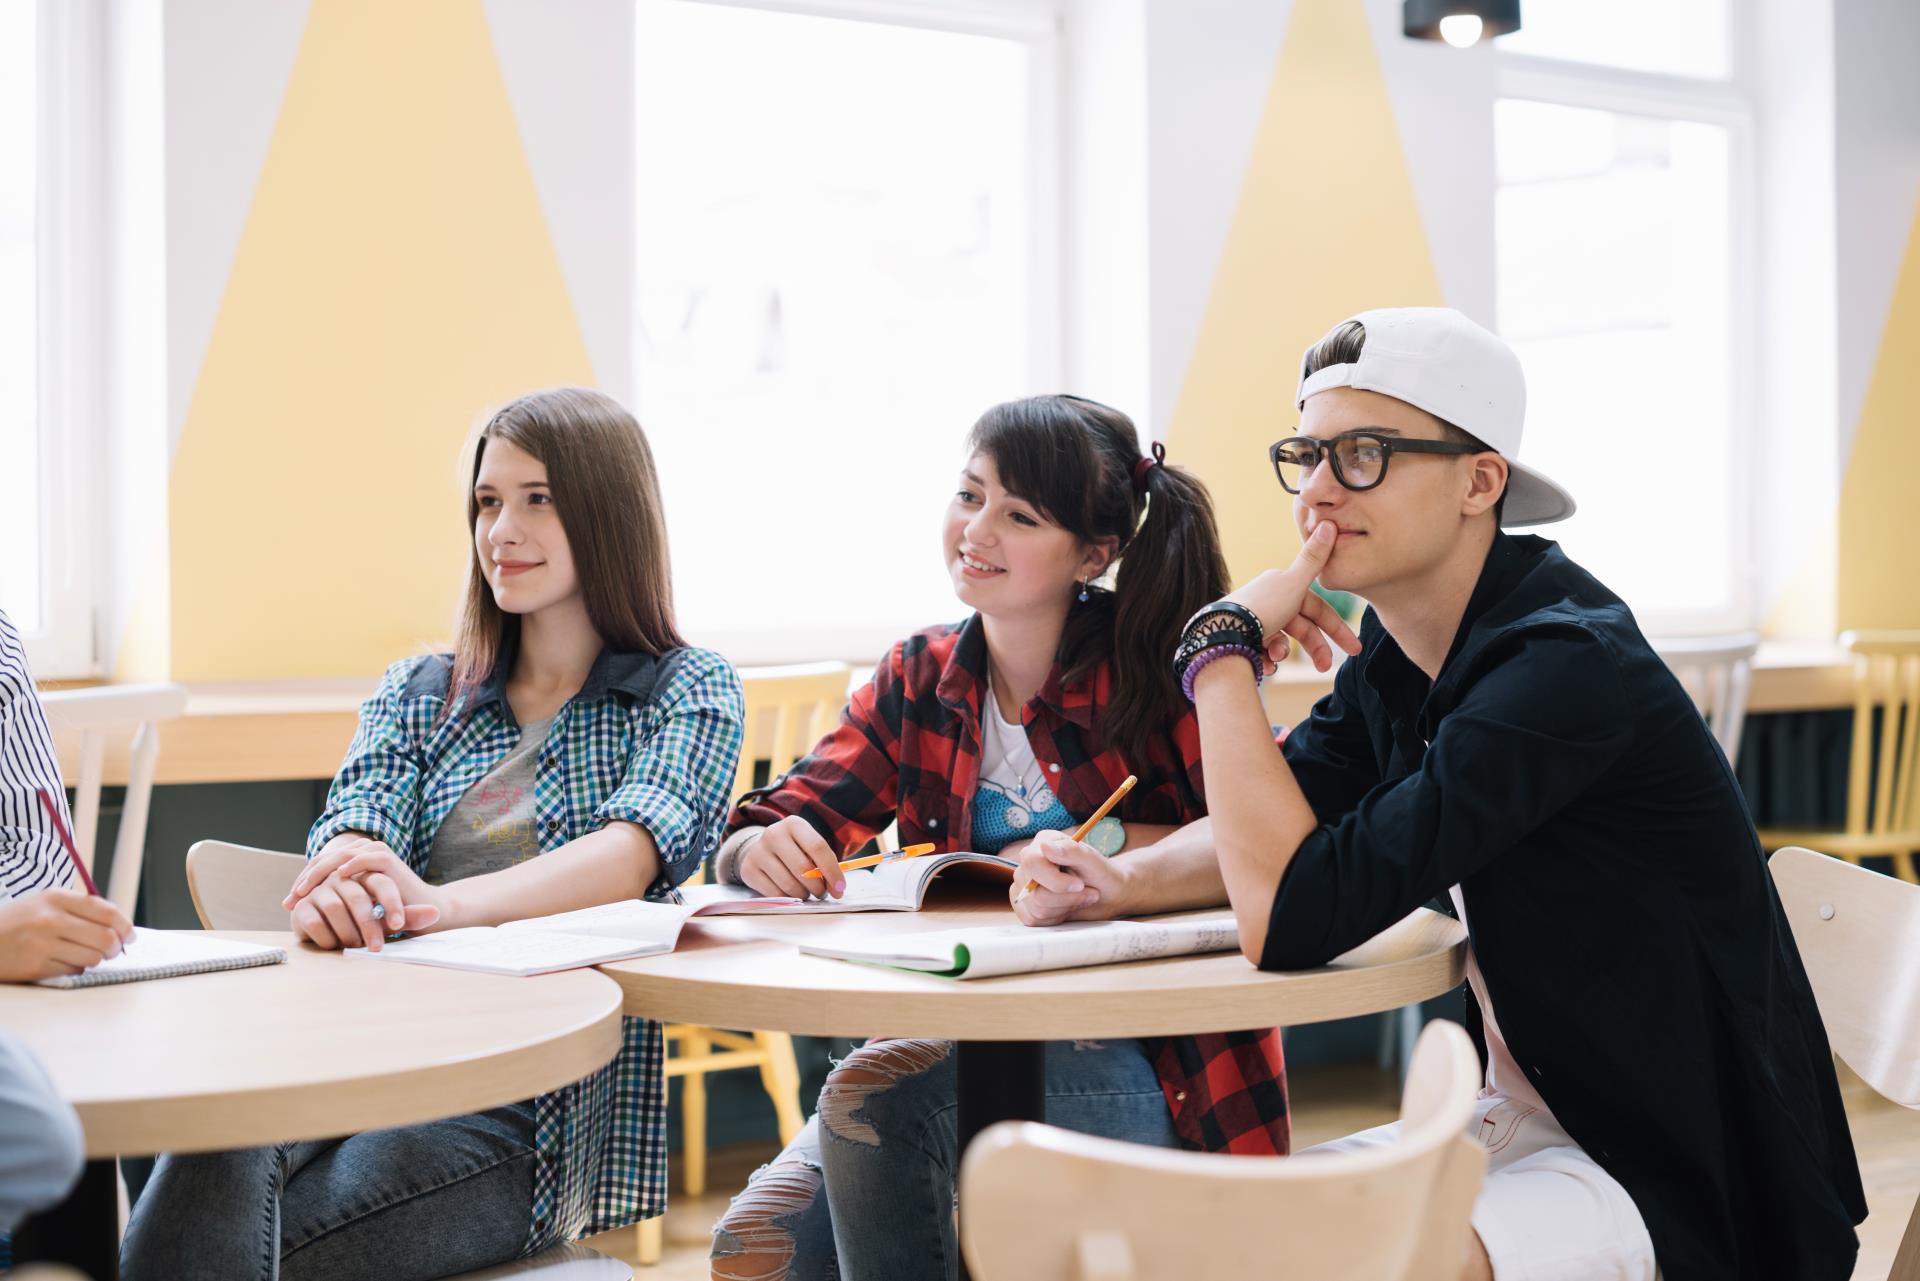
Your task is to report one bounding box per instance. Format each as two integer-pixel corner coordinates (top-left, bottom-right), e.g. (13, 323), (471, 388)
(447, 387), (686, 717)
(966, 395), (1229, 768)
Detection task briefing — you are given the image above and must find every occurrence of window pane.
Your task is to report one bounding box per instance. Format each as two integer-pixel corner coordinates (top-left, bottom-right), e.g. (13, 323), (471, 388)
(0, 4), (39, 631)
(1495, 99), (1734, 622)
(633, 1), (1036, 651)
(1496, 0), (1729, 79)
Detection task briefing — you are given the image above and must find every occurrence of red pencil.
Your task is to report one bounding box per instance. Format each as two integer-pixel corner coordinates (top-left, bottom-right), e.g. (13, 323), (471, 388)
(37, 788), (100, 897)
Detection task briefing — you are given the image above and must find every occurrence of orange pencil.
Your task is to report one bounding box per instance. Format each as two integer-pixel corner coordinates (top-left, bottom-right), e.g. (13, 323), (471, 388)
(1015, 774), (1137, 901)
(802, 842), (938, 879)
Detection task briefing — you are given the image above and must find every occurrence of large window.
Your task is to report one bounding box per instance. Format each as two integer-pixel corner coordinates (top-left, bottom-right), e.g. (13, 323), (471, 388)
(3, 2), (97, 677)
(633, 0), (1056, 663)
(1495, 3), (1752, 633)
(1, 5), (44, 638)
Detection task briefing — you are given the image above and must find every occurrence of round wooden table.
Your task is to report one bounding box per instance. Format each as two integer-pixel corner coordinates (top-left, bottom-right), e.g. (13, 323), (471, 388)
(600, 888), (1466, 1279)
(600, 892), (1467, 1040)
(2, 931), (626, 1278)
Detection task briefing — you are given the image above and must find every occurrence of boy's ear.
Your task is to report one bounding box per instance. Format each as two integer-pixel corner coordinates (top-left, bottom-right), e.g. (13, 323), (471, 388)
(1462, 454), (1508, 518)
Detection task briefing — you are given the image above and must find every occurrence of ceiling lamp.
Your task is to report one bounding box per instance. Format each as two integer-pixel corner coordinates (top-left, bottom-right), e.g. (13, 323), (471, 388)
(1403, 0), (1521, 48)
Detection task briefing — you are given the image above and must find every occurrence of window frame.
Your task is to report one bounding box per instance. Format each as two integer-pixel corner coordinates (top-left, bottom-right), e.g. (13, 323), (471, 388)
(1494, 26), (1760, 636)
(18, 0), (105, 678)
(633, 0), (1065, 665)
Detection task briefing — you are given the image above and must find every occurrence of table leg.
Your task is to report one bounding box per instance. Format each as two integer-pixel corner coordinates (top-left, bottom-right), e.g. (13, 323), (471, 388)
(955, 1041), (1044, 1281)
(12, 1156), (119, 1280)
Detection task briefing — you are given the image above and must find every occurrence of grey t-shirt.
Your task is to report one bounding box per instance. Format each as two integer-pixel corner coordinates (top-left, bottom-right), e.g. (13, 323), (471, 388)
(423, 715), (554, 886)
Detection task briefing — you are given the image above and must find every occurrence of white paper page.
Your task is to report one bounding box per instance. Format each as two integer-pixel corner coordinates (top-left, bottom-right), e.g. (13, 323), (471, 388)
(681, 854), (1014, 915)
(351, 927), (668, 976)
(51, 927), (280, 978)
(802, 915), (1240, 978)
(498, 898), (697, 943)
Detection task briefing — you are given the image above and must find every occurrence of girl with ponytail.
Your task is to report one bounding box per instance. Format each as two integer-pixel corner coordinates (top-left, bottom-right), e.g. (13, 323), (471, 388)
(707, 395), (1288, 1281)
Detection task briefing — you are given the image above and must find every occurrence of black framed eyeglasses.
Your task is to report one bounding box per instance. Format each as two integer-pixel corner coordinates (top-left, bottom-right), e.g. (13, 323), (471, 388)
(1268, 431), (1482, 494)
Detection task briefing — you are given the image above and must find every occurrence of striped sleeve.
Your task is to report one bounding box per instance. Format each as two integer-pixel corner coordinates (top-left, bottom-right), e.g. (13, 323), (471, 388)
(0, 611), (77, 900)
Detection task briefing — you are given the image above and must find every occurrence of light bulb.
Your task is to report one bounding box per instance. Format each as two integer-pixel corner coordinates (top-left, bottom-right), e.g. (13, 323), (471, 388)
(1438, 13), (1484, 47)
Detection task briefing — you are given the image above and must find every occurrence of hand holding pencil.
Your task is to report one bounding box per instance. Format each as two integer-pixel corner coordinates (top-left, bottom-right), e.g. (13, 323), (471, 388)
(736, 815), (929, 901)
(1012, 775), (1136, 908)
(0, 790), (135, 983)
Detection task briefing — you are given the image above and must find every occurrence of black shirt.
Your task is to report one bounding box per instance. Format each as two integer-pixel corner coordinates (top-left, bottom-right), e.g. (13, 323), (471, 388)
(1270, 533), (1865, 1280)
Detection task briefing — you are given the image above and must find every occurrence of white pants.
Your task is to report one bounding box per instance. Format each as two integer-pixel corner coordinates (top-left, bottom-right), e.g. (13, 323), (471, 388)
(1303, 1092), (1658, 1280)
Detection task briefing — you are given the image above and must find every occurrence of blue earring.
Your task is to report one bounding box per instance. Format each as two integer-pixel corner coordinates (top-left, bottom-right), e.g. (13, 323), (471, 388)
(1077, 581), (1090, 602)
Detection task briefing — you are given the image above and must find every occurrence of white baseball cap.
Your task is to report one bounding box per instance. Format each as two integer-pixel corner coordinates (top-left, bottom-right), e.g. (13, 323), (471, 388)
(1294, 306), (1575, 527)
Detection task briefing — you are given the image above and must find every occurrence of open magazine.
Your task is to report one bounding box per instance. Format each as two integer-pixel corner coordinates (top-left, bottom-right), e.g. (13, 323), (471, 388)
(797, 912), (1241, 979)
(679, 851), (1016, 914)
(345, 898), (698, 976)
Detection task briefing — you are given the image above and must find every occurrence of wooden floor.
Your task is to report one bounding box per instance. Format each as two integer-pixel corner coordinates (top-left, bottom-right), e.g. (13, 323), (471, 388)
(583, 1059), (1919, 1280)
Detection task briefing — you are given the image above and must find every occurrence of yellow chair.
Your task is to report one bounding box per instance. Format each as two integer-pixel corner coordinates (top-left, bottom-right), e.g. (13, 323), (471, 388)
(1758, 631), (1920, 883)
(638, 662), (853, 1264)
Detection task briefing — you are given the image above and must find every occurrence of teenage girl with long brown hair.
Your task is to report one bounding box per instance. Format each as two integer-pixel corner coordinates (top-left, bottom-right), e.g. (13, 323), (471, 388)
(124, 388), (744, 1280)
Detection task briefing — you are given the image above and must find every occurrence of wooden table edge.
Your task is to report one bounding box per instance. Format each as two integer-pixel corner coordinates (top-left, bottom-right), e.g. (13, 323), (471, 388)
(75, 970), (628, 1158)
(598, 911), (1468, 1041)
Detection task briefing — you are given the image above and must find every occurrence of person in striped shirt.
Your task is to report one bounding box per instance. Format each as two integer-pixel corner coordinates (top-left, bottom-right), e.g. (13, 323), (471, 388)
(0, 608), (135, 979)
(0, 607), (107, 1241)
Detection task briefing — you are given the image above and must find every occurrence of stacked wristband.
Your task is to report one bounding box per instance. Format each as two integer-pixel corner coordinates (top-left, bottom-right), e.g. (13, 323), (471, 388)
(1174, 600), (1268, 702)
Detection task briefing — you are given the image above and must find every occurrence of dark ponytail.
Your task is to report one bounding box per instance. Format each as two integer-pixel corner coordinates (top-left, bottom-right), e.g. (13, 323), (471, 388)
(966, 396), (1230, 769)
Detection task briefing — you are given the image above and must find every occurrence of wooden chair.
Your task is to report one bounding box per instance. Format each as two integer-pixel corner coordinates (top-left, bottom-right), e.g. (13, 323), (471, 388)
(639, 662), (853, 1264)
(1758, 631), (1920, 882)
(183, 839), (634, 1279)
(39, 682), (188, 915)
(959, 1020), (1487, 1281)
(1768, 846), (1920, 1280)
(1649, 632), (1760, 769)
(184, 840), (305, 929)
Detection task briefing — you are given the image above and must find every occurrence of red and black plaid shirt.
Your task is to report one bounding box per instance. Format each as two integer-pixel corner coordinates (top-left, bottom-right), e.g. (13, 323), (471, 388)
(727, 615), (1290, 1155)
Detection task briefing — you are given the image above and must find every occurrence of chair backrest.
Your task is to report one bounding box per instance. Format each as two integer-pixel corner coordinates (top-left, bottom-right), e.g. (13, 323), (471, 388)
(38, 682), (190, 915)
(959, 1021), (1487, 1281)
(1769, 845), (1920, 1107)
(1649, 633), (1760, 769)
(184, 840), (306, 930)
(1838, 630), (1920, 841)
(733, 663), (853, 803)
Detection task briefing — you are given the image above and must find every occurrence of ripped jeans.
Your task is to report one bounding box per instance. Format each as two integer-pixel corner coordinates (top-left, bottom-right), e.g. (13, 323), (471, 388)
(710, 1038), (1174, 1281)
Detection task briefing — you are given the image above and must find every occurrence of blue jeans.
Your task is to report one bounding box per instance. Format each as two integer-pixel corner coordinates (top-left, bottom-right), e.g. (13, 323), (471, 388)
(120, 1102), (537, 1281)
(711, 1038), (1176, 1281)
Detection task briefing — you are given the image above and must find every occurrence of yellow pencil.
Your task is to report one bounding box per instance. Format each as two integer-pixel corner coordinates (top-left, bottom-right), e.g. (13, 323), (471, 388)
(802, 842), (938, 879)
(1016, 774), (1137, 899)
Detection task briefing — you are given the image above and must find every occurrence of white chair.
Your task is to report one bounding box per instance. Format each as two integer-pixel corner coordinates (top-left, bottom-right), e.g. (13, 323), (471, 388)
(183, 839), (636, 1279)
(39, 683), (188, 916)
(1769, 845), (1920, 1280)
(1649, 633), (1760, 769)
(184, 840), (305, 929)
(959, 1020), (1487, 1281)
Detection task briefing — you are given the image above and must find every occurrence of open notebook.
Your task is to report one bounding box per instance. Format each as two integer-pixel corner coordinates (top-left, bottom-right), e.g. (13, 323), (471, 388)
(36, 928), (286, 989)
(797, 912), (1240, 979)
(680, 851), (1016, 915)
(345, 899), (698, 976)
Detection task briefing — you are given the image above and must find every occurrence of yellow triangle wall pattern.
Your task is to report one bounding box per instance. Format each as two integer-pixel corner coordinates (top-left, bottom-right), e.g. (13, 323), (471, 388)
(163, 0), (596, 680)
(1838, 198), (1920, 631)
(1166, 0), (1447, 589)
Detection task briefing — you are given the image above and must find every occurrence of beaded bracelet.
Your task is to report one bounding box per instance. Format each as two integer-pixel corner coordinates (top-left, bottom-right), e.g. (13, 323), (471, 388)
(1180, 643), (1263, 702)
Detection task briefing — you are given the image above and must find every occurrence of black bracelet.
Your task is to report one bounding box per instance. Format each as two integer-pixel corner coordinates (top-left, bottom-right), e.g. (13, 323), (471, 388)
(1173, 619), (1265, 685)
(1183, 599), (1266, 639)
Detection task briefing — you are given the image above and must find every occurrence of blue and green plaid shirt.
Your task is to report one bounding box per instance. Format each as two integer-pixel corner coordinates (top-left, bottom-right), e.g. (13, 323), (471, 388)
(308, 640), (743, 1250)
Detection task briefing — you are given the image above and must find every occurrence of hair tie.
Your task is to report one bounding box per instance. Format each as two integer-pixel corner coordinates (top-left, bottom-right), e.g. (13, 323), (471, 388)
(1132, 441), (1165, 492)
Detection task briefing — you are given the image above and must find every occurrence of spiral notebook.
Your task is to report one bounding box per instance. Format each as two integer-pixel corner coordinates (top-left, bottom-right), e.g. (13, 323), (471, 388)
(35, 927), (287, 989)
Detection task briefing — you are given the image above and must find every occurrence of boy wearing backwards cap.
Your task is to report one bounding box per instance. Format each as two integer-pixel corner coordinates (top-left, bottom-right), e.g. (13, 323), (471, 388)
(1012, 309), (1865, 1279)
